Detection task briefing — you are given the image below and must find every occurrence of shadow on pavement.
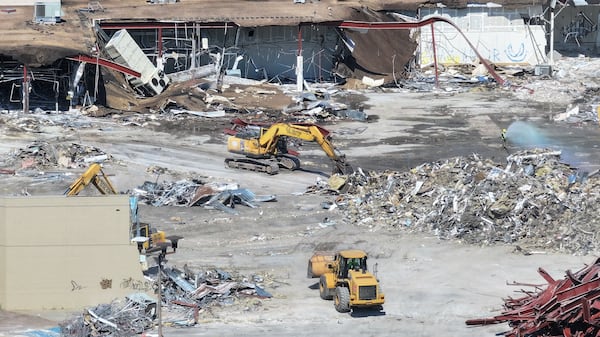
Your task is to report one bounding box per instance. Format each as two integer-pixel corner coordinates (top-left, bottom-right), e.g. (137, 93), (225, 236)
(297, 167), (330, 177)
(350, 307), (386, 318)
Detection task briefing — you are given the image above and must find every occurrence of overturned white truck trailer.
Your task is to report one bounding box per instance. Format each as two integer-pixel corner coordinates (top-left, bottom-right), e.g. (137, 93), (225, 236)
(105, 29), (170, 96)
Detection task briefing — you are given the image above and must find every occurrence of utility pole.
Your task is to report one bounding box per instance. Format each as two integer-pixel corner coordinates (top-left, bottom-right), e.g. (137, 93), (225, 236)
(22, 65), (29, 114)
(156, 250), (165, 337)
(296, 25), (303, 93)
(549, 0), (556, 66)
(145, 236), (182, 337)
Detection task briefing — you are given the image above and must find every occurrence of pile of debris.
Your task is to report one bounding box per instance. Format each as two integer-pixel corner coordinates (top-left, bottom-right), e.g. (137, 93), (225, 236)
(158, 265), (273, 326)
(552, 103), (600, 126)
(59, 265), (273, 336)
(315, 148), (600, 255)
(0, 109), (94, 132)
(60, 296), (155, 337)
(133, 179), (276, 214)
(0, 141), (110, 173)
(466, 258), (600, 337)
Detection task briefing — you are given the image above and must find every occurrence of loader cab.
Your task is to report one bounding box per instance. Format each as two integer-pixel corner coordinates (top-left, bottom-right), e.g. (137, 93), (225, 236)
(337, 250), (368, 279)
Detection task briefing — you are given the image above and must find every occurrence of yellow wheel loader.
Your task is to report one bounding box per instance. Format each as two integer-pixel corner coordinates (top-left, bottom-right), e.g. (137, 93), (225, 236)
(307, 249), (384, 313)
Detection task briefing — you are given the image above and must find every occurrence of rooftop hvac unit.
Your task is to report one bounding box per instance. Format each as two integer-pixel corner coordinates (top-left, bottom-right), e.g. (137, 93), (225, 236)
(105, 29), (170, 96)
(33, 1), (62, 23)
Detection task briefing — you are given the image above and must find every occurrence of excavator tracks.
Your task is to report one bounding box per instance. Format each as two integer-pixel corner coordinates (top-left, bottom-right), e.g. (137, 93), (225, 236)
(225, 157), (280, 175)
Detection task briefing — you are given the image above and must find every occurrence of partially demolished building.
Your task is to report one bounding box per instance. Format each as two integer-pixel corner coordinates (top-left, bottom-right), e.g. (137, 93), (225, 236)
(1, 0), (598, 113)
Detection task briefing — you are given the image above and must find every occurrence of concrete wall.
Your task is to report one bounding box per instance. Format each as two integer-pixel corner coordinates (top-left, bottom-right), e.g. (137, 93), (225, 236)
(419, 6), (547, 66)
(0, 195), (149, 311)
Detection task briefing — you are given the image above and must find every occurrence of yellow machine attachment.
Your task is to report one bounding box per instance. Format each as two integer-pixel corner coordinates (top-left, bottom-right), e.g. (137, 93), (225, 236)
(135, 223), (168, 251)
(64, 163), (118, 196)
(225, 122), (353, 175)
(307, 249), (385, 313)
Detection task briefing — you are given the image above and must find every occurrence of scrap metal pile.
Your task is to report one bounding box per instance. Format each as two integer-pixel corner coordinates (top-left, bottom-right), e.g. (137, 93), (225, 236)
(133, 179), (276, 214)
(59, 296), (155, 337)
(158, 265), (273, 326)
(317, 148), (600, 255)
(466, 258), (600, 337)
(59, 265), (273, 336)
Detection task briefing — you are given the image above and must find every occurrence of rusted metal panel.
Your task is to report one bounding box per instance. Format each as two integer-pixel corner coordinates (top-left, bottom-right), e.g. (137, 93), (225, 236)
(467, 259), (600, 336)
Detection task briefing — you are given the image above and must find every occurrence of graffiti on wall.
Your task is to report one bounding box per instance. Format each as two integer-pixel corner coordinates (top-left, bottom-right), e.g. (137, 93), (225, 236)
(421, 39), (530, 65)
(70, 280), (85, 291)
(120, 277), (153, 291)
(561, 12), (598, 47)
(504, 43), (526, 62)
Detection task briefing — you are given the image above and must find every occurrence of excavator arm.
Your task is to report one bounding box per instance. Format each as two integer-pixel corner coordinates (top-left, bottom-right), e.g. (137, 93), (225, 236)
(258, 123), (336, 157)
(259, 123), (353, 174)
(64, 163), (118, 196)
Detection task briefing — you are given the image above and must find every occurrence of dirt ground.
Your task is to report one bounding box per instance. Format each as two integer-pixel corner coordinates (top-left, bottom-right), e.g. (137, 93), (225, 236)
(1, 80), (600, 336)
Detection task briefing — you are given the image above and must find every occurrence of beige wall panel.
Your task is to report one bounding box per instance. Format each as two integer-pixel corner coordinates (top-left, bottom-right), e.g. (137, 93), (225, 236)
(0, 205), (4, 246)
(3, 196), (131, 245)
(1, 202), (8, 308)
(0, 246), (5, 308)
(0, 195), (149, 311)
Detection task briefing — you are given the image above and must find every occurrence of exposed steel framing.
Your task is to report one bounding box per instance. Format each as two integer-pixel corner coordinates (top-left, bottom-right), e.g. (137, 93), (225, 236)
(67, 55), (141, 78)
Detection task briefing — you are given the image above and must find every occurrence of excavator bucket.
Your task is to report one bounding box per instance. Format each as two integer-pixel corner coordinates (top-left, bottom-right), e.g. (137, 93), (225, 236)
(333, 160), (354, 176)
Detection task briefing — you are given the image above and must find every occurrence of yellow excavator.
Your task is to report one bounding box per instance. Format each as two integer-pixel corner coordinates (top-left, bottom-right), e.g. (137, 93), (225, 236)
(225, 122), (353, 175)
(307, 249), (385, 313)
(64, 163), (117, 196)
(64, 163), (173, 253)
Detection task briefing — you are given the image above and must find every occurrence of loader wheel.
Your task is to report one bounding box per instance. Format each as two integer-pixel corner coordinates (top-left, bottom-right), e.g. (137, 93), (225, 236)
(319, 275), (333, 300)
(334, 286), (350, 313)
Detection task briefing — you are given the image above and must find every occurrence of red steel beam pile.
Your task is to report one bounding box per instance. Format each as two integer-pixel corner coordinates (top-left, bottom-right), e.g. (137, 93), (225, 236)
(466, 258), (600, 337)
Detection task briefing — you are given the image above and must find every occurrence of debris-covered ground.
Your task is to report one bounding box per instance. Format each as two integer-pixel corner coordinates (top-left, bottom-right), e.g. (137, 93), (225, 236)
(314, 148), (600, 255)
(59, 265), (274, 337)
(1, 56), (600, 337)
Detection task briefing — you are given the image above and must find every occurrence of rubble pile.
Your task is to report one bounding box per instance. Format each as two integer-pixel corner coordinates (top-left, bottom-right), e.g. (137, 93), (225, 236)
(553, 103), (600, 126)
(158, 265), (273, 326)
(325, 148), (600, 255)
(1, 141), (110, 172)
(466, 258), (600, 337)
(59, 266), (274, 336)
(1, 110), (94, 133)
(59, 297), (155, 337)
